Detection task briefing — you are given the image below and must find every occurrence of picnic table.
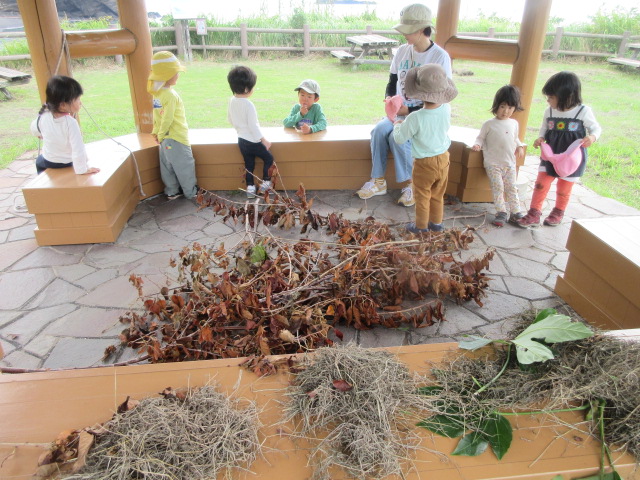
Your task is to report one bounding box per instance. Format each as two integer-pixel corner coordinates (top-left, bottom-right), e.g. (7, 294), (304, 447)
(0, 66), (32, 99)
(331, 34), (399, 65)
(608, 42), (640, 69)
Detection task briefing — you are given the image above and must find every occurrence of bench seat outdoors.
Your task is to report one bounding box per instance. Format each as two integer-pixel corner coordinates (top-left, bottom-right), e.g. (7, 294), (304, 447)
(22, 125), (515, 246)
(555, 216), (640, 330)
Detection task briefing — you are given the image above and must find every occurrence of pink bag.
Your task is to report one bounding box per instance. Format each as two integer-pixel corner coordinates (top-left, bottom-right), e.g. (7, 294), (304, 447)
(540, 138), (584, 177)
(384, 95), (404, 122)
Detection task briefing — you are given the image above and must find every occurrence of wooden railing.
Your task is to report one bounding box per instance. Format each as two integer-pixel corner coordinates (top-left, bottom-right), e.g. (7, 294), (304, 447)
(1, 24), (639, 63)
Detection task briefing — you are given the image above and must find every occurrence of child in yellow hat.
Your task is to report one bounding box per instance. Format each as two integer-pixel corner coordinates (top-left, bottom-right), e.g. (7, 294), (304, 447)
(147, 51), (197, 200)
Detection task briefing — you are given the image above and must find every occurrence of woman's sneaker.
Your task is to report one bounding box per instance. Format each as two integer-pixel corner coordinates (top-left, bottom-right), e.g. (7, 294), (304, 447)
(356, 179), (387, 199)
(397, 185), (415, 207)
(259, 180), (273, 194)
(492, 211), (508, 227)
(516, 208), (542, 228)
(543, 207), (565, 226)
(246, 185), (257, 198)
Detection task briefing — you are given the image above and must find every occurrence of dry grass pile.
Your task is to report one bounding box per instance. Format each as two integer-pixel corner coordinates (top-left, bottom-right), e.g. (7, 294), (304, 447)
(66, 385), (260, 480)
(283, 344), (432, 480)
(429, 333), (640, 458)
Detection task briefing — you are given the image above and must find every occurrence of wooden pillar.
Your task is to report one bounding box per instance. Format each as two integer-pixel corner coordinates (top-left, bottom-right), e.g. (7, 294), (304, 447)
(435, 0), (460, 46)
(510, 0), (552, 140)
(17, 0), (69, 104)
(117, 0), (153, 133)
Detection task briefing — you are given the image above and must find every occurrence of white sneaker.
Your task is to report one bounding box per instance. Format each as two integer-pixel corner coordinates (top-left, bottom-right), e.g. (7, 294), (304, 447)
(246, 185), (257, 198)
(259, 180), (273, 194)
(398, 185), (415, 207)
(356, 179), (387, 199)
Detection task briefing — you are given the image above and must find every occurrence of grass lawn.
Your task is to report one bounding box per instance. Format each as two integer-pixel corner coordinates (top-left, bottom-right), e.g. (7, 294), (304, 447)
(0, 56), (638, 208)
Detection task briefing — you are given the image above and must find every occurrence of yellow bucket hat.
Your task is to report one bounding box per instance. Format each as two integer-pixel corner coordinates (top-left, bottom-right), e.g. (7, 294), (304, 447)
(147, 51), (185, 94)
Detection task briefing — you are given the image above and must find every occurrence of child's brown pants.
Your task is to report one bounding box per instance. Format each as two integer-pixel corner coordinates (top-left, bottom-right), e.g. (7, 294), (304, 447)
(413, 152), (449, 229)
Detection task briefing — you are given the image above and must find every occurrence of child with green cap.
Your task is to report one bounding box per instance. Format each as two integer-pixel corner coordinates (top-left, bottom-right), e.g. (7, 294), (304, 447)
(147, 51), (198, 200)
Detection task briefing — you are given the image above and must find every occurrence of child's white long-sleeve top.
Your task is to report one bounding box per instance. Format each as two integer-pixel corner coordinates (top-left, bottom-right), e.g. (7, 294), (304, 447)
(30, 112), (90, 174)
(474, 118), (524, 168)
(227, 96), (263, 143)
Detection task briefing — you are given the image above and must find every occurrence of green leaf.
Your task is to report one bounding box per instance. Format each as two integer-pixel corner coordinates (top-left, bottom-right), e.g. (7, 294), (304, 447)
(479, 413), (513, 460)
(512, 315), (593, 364)
(451, 431), (489, 456)
(573, 473), (622, 480)
(459, 335), (494, 351)
(535, 308), (557, 323)
(250, 244), (267, 264)
(417, 414), (466, 438)
(416, 386), (443, 396)
(551, 476), (564, 480)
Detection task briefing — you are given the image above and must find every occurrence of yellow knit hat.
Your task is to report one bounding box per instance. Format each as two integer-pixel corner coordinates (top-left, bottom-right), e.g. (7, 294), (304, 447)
(147, 51), (185, 94)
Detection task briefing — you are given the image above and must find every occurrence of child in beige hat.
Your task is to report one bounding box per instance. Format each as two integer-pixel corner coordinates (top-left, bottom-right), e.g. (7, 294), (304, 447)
(392, 63), (457, 233)
(147, 51), (197, 200)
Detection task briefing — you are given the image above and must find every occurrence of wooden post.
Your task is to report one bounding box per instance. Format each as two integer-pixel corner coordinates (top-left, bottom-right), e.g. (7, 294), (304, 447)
(241, 23), (248, 59)
(551, 26), (563, 58)
(488, 27), (495, 38)
(303, 24), (310, 56)
(618, 31), (631, 56)
(366, 25), (372, 34)
(435, 0), (460, 46)
(117, 0), (153, 134)
(175, 20), (187, 61)
(16, 0), (69, 104)
(510, 0), (552, 141)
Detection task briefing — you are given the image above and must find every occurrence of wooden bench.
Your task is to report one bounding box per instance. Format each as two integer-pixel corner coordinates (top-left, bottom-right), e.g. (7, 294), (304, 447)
(555, 216), (640, 330)
(22, 125), (516, 246)
(0, 66), (32, 99)
(330, 49), (356, 63)
(608, 42), (640, 69)
(1, 342), (638, 480)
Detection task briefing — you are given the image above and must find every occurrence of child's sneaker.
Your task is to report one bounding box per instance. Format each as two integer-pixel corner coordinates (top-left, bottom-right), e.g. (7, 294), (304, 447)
(356, 179), (387, 199)
(508, 212), (525, 225)
(543, 207), (564, 226)
(246, 185), (257, 198)
(259, 180), (273, 194)
(167, 193), (183, 201)
(492, 211), (508, 227)
(516, 208), (542, 228)
(405, 222), (429, 233)
(428, 221), (444, 232)
(397, 185), (415, 207)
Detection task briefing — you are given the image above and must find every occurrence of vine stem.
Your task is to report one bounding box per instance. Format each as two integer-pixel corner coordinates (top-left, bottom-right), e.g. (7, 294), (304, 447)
(474, 342), (511, 395)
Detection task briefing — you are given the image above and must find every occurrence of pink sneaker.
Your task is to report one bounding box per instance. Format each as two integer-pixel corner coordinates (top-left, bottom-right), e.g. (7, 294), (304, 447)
(516, 208), (542, 228)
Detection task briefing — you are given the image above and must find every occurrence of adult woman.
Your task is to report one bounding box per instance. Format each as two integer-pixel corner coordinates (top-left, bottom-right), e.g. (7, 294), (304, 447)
(356, 3), (452, 207)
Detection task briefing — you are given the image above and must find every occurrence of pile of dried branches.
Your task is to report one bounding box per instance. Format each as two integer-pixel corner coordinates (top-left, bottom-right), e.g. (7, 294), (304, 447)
(283, 344), (435, 480)
(107, 185), (494, 372)
(426, 329), (640, 459)
(55, 385), (260, 480)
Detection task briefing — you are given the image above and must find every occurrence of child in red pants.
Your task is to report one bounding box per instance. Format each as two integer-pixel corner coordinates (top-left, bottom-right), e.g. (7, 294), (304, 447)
(518, 71), (601, 228)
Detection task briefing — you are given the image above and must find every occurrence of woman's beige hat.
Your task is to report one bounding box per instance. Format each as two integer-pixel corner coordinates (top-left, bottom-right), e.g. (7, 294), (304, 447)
(394, 4), (434, 35)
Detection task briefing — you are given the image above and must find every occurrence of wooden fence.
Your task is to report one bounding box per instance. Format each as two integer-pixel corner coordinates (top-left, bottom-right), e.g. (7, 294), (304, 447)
(1, 24), (639, 63)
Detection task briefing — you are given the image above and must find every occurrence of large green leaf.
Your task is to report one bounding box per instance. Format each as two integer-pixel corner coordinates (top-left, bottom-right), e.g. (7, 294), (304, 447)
(451, 431), (489, 456)
(417, 414), (466, 438)
(534, 308), (557, 323)
(458, 335), (494, 351)
(512, 315), (593, 364)
(250, 244), (267, 264)
(479, 413), (513, 460)
(551, 476), (564, 480)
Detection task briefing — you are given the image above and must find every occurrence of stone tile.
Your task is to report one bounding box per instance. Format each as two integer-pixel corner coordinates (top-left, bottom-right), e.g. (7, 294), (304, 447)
(464, 291), (531, 321)
(51, 244), (92, 255)
(11, 247), (83, 270)
(26, 279), (86, 309)
(409, 334), (456, 346)
(54, 264), (97, 283)
(0, 230), (8, 243)
(503, 276), (553, 300)
(0, 337), (17, 357)
(0, 216), (30, 232)
(530, 224), (571, 251)
(328, 324), (358, 344)
(532, 297), (567, 312)
(484, 252), (510, 276)
(114, 226), (152, 244)
(154, 199), (202, 223)
(486, 276), (507, 293)
(0, 349), (42, 369)
(507, 247), (554, 264)
(0, 304), (76, 344)
(75, 268), (119, 290)
(544, 270), (563, 291)
(0, 310), (21, 328)
(475, 226), (535, 250)
(127, 210), (155, 228)
(476, 317), (524, 340)
(7, 223), (36, 241)
(0, 268), (56, 310)
(579, 195), (640, 216)
(203, 221), (235, 237)
(551, 251), (570, 271)
(499, 252), (550, 282)
(358, 326), (407, 348)
(76, 275), (142, 308)
(24, 334), (58, 357)
(43, 338), (117, 369)
(434, 306), (487, 336)
(84, 245), (147, 268)
(158, 214), (209, 236)
(0, 238), (39, 271)
(44, 307), (125, 338)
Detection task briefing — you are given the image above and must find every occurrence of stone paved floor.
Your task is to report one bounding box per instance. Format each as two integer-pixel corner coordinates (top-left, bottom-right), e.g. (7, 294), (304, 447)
(1, 152), (639, 370)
